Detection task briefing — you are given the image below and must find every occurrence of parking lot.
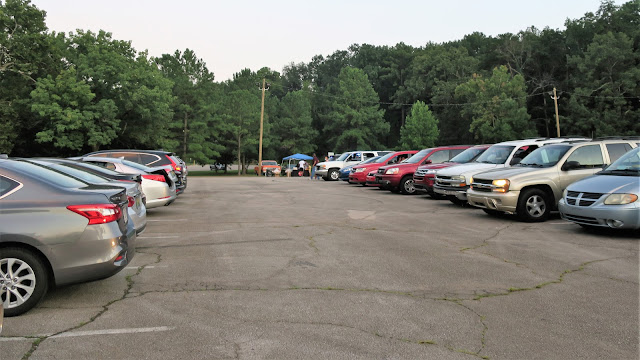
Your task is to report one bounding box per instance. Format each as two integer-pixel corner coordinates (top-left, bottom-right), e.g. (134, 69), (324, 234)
(1, 176), (638, 359)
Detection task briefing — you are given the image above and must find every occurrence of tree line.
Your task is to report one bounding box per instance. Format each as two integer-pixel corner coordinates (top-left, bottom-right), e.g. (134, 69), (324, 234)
(1, 0), (638, 171)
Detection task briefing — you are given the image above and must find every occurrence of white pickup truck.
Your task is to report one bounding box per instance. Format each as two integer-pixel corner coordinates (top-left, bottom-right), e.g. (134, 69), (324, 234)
(316, 151), (390, 181)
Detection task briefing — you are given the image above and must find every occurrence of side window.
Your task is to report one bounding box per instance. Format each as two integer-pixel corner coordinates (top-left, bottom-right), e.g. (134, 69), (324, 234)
(606, 143), (633, 163)
(514, 145), (537, 159)
(87, 161), (117, 171)
(427, 150), (449, 164)
(0, 176), (22, 199)
(140, 154), (160, 166)
(88, 152), (111, 158)
(122, 153), (141, 163)
(363, 152), (375, 160)
(566, 145), (604, 167)
(351, 153), (362, 162)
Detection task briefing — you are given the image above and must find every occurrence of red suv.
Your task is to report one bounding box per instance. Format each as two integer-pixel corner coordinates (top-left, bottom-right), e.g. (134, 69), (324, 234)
(414, 145), (490, 198)
(375, 145), (472, 194)
(349, 151), (418, 185)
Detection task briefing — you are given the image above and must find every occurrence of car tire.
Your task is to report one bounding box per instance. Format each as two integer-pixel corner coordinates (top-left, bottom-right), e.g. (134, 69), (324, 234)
(399, 176), (416, 195)
(0, 248), (49, 317)
(328, 169), (339, 181)
(517, 188), (550, 222)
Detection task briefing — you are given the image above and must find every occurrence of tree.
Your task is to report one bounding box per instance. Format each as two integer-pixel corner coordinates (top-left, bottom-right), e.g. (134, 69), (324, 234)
(30, 68), (119, 151)
(325, 67), (389, 151)
(218, 89), (260, 175)
(565, 31), (640, 137)
(399, 101), (439, 149)
(155, 49), (224, 164)
(271, 90), (317, 158)
(455, 66), (535, 143)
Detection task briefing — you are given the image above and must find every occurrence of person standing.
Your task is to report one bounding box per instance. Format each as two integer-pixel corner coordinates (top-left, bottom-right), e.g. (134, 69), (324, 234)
(298, 159), (306, 177)
(310, 153), (319, 180)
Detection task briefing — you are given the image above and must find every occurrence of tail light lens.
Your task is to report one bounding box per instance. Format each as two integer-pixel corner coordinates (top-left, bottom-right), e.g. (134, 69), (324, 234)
(127, 196), (135, 207)
(142, 174), (166, 182)
(67, 204), (122, 225)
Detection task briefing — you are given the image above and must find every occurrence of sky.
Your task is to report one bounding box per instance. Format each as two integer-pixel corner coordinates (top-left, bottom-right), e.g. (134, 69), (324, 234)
(30, 0), (626, 82)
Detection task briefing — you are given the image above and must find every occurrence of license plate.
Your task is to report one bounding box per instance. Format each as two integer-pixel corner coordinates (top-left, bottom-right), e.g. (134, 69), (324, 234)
(436, 189), (458, 195)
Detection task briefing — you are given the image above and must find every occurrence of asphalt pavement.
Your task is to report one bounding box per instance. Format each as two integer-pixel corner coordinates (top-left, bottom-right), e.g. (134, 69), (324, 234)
(1, 176), (638, 359)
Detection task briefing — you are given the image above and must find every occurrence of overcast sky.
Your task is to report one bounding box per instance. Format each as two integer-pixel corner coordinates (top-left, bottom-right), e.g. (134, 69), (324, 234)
(30, 0), (624, 81)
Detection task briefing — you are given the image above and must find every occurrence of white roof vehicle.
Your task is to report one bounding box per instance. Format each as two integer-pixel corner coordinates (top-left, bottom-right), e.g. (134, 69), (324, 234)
(433, 137), (589, 205)
(315, 150), (391, 181)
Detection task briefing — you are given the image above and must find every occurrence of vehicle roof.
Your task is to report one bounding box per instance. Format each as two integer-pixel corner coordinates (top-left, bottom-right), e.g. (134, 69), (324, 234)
(493, 137), (589, 146)
(84, 149), (175, 156)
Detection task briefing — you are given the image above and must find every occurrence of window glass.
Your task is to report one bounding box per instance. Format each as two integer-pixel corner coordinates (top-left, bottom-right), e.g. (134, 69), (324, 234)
(88, 152), (112, 158)
(427, 150), (449, 164)
(143, 154), (163, 166)
(405, 149), (434, 164)
(566, 145), (604, 167)
(450, 147), (486, 163)
(10, 161), (88, 188)
(450, 149), (465, 158)
(0, 176), (21, 197)
(606, 143), (633, 163)
(605, 147), (640, 171)
(475, 145), (516, 164)
(29, 161), (110, 184)
(519, 145), (571, 167)
(350, 153), (362, 162)
(363, 152), (375, 159)
(87, 161), (117, 171)
(122, 153), (141, 163)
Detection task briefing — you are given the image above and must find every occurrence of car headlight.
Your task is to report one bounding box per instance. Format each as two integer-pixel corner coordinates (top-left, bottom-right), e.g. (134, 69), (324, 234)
(355, 168), (366, 173)
(604, 193), (638, 205)
(386, 167), (399, 175)
(491, 179), (510, 193)
(320, 164), (326, 169)
(452, 175), (466, 186)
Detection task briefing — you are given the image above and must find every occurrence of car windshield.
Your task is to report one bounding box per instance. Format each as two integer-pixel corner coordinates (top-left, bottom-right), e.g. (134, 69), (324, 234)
(475, 145), (516, 164)
(122, 159), (153, 172)
(11, 160), (88, 188)
(599, 147), (640, 176)
(263, 161), (278, 166)
(404, 149), (434, 164)
(449, 147), (487, 163)
(518, 145), (572, 168)
(377, 152), (400, 163)
(361, 156), (380, 164)
(33, 161), (111, 183)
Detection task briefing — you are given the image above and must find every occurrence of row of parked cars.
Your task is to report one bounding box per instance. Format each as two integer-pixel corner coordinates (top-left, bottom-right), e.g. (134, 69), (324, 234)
(0, 149), (188, 317)
(317, 137), (640, 230)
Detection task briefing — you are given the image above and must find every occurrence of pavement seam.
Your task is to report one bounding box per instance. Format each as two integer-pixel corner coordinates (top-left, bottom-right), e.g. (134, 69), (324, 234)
(19, 251), (162, 360)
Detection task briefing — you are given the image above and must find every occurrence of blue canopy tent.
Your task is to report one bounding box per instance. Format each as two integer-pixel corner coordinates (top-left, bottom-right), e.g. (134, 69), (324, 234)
(281, 153), (313, 177)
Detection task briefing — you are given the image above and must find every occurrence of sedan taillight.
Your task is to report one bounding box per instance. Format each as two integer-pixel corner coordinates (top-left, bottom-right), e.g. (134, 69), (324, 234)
(67, 204), (123, 225)
(127, 196), (135, 207)
(142, 174), (166, 182)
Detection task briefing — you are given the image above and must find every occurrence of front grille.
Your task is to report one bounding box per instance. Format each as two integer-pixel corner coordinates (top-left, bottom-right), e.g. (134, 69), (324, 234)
(438, 175), (452, 180)
(473, 179), (492, 185)
(563, 213), (599, 224)
(415, 169), (428, 176)
(565, 191), (604, 207)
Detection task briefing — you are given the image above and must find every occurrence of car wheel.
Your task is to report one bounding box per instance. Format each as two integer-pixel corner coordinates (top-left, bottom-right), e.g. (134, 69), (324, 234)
(399, 176), (416, 195)
(517, 188), (550, 222)
(328, 169), (339, 181)
(0, 248), (49, 317)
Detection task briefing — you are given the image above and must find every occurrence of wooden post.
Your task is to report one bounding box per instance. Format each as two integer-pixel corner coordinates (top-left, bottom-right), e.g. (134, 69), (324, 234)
(553, 87), (560, 137)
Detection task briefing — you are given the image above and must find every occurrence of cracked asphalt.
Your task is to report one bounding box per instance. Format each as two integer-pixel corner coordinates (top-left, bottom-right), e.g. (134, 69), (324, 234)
(1, 177), (638, 359)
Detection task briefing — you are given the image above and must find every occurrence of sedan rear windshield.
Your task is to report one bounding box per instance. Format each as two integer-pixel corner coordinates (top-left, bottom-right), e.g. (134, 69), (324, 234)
(10, 160), (88, 188)
(475, 145), (516, 164)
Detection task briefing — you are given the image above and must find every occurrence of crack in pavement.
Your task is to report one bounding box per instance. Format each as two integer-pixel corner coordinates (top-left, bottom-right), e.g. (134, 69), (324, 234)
(20, 251), (163, 360)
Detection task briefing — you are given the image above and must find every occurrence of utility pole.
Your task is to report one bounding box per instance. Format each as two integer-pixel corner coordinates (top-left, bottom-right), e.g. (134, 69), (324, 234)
(551, 87), (561, 137)
(258, 78), (268, 175)
(183, 113), (188, 159)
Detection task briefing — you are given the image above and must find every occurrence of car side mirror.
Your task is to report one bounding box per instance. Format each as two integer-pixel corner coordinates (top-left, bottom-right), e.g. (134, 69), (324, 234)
(510, 157), (522, 165)
(562, 161), (581, 171)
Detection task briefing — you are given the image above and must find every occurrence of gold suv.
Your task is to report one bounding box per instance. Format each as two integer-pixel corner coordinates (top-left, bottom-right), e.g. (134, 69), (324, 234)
(466, 139), (638, 222)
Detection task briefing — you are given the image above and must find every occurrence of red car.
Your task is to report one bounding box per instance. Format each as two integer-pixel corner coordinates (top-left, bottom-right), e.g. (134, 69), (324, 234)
(350, 151), (418, 185)
(413, 145), (490, 198)
(375, 145), (472, 194)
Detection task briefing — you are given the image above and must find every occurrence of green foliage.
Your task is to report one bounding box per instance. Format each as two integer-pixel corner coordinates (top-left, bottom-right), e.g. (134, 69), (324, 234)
(455, 66), (535, 143)
(272, 90), (317, 158)
(325, 67), (389, 151)
(31, 68), (118, 151)
(399, 101), (439, 149)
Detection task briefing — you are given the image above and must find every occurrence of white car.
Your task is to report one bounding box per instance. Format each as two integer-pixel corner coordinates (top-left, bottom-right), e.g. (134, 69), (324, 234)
(316, 151), (391, 181)
(76, 157), (178, 208)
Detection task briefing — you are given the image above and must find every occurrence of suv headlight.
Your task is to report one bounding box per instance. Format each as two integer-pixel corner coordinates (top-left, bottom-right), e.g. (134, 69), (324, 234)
(355, 168), (366, 173)
(386, 167), (399, 175)
(452, 175), (466, 186)
(491, 179), (510, 193)
(320, 164), (326, 169)
(604, 193), (638, 205)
